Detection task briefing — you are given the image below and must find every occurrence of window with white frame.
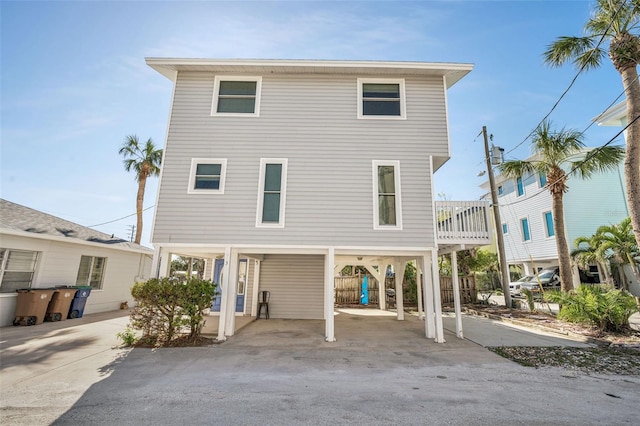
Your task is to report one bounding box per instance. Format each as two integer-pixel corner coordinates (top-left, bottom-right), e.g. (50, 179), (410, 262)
(543, 211), (555, 237)
(358, 78), (406, 119)
(538, 171), (547, 187)
(256, 159), (288, 227)
(76, 255), (106, 289)
(502, 223), (509, 235)
(0, 249), (39, 293)
(516, 176), (524, 196)
(520, 217), (531, 241)
(212, 76), (262, 116)
(188, 158), (227, 194)
(373, 160), (403, 229)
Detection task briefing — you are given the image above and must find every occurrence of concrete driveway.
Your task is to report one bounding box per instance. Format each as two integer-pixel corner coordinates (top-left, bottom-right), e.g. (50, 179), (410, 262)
(1, 310), (638, 425)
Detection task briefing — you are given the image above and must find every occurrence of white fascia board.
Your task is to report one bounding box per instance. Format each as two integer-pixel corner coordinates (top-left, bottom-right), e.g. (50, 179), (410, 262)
(0, 228), (154, 255)
(145, 58), (473, 88)
(151, 243), (435, 256)
(593, 101), (626, 126)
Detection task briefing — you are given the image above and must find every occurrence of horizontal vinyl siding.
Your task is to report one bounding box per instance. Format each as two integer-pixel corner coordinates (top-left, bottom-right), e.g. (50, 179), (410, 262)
(153, 72), (444, 247)
(258, 254), (324, 319)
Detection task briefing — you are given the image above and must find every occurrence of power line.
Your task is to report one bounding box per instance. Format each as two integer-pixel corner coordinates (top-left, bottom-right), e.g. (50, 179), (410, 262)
(87, 205), (155, 227)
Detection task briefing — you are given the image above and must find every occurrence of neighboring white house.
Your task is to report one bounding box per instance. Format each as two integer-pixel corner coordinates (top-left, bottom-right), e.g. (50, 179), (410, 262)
(0, 199), (153, 326)
(146, 58), (491, 343)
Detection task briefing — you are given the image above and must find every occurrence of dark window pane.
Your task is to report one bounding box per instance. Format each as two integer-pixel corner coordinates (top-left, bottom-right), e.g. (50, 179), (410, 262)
(363, 83), (399, 98)
(195, 177), (220, 189)
(262, 193), (281, 222)
(264, 164), (282, 191)
(196, 163), (221, 176)
(217, 98), (256, 113)
(378, 166), (395, 193)
(1, 272), (34, 292)
(379, 195), (396, 225)
(219, 81), (256, 96)
(363, 100), (401, 116)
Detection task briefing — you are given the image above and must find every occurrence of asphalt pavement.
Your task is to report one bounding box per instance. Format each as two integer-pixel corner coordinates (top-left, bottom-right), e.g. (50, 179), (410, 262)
(1, 309), (638, 425)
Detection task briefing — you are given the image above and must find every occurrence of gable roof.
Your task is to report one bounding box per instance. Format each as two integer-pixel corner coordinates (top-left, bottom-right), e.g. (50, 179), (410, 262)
(145, 58), (474, 89)
(0, 199), (152, 253)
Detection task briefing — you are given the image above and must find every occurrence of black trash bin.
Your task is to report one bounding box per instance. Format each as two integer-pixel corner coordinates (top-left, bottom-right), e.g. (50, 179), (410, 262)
(67, 286), (92, 319)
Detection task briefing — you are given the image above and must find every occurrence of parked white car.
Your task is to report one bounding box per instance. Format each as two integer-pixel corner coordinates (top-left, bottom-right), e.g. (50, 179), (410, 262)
(509, 275), (536, 297)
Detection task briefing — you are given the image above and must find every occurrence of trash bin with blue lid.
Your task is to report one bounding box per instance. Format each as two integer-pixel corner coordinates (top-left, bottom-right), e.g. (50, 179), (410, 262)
(67, 286), (92, 319)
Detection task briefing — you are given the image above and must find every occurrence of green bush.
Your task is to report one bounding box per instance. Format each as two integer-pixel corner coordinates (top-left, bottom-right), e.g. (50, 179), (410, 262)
(130, 277), (216, 346)
(546, 285), (638, 332)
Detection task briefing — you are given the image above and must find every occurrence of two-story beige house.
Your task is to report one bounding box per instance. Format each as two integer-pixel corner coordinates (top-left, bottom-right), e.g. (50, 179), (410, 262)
(146, 58), (490, 343)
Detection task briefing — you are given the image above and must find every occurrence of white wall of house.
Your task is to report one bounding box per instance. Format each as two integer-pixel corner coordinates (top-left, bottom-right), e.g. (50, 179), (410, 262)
(0, 234), (152, 327)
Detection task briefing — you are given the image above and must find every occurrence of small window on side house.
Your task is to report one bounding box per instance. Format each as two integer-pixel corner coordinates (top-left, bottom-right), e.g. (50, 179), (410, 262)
(76, 255), (106, 290)
(516, 176), (524, 196)
(520, 218), (531, 241)
(212, 77), (262, 116)
(544, 211), (555, 237)
(373, 160), (403, 229)
(502, 223), (509, 235)
(188, 159), (227, 194)
(539, 171), (547, 187)
(0, 249), (39, 293)
(358, 79), (406, 119)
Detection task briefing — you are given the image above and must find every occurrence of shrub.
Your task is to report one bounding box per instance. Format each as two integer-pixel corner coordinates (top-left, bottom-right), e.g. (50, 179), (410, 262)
(130, 277), (216, 346)
(116, 326), (137, 347)
(546, 285), (638, 332)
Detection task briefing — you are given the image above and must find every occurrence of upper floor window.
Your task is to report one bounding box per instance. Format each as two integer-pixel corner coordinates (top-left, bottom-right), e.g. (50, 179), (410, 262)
(373, 160), (403, 229)
(544, 211), (555, 237)
(516, 176), (524, 197)
(256, 159), (288, 228)
(188, 158), (227, 194)
(358, 78), (406, 119)
(76, 255), (106, 290)
(497, 185), (504, 196)
(0, 249), (38, 293)
(502, 223), (509, 235)
(212, 76), (262, 116)
(538, 171), (547, 187)
(520, 217), (531, 241)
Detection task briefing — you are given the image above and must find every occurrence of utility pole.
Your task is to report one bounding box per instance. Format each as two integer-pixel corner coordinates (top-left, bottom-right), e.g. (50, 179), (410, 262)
(127, 225), (136, 243)
(483, 126), (512, 308)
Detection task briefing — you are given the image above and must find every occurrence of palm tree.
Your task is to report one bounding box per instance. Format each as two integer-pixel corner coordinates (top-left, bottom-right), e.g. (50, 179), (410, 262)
(572, 234), (614, 285)
(119, 135), (163, 244)
(499, 120), (625, 292)
(543, 0), (640, 248)
(594, 217), (640, 289)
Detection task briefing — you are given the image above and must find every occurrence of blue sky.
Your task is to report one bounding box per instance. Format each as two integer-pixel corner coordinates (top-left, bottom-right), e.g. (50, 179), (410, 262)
(1, 0), (626, 247)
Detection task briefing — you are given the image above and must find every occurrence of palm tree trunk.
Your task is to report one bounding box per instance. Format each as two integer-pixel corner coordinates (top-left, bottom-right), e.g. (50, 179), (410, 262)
(135, 175), (146, 244)
(598, 260), (613, 286)
(552, 192), (573, 292)
(621, 65), (640, 248)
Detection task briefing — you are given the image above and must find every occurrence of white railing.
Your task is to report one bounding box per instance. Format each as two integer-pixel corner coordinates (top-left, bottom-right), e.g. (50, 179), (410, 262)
(435, 201), (492, 245)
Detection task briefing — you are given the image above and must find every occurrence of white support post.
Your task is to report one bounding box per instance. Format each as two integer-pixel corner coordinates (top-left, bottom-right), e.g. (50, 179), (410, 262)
(363, 263), (385, 310)
(325, 247), (336, 342)
(431, 250), (445, 343)
(416, 259), (424, 320)
(157, 248), (170, 278)
(251, 259), (261, 317)
(224, 249), (239, 336)
(451, 250), (464, 339)
(422, 254), (435, 338)
(217, 247), (232, 342)
(394, 260), (406, 321)
(150, 246), (162, 278)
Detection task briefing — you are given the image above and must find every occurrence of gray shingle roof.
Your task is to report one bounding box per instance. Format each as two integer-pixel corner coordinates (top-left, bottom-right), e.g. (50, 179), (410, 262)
(0, 199), (152, 251)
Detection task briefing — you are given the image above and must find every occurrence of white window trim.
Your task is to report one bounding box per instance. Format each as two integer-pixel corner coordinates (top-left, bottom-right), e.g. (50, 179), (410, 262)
(76, 255), (107, 290)
(188, 158), (228, 194)
(516, 176), (525, 197)
(357, 78), (407, 120)
(372, 160), (403, 230)
(256, 158), (288, 228)
(211, 76), (262, 117)
(542, 211), (555, 238)
(519, 216), (531, 242)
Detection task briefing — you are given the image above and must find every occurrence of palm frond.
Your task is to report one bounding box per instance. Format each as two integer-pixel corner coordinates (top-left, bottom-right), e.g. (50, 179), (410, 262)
(570, 145), (625, 179)
(497, 160), (535, 179)
(543, 36), (598, 67)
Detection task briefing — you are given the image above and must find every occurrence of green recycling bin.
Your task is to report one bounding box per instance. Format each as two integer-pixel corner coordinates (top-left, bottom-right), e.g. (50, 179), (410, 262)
(13, 289), (56, 326)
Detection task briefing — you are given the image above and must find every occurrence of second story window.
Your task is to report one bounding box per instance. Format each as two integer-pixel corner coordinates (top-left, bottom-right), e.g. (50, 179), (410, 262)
(373, 160), (403, 229)
(256, 159), (288, 228)
(212, 76), (262, 116)
(538, 171), (547, 187)
(520, 217), (531, 241)
(358, 79), (406, 119)
(544, 211), (555, 237)
(188, 159), (227, 194)
(516, 176), (524, 197)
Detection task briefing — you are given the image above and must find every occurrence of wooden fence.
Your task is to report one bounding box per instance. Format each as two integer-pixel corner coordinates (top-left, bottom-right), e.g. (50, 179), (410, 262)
(334, 275), (476, 306)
